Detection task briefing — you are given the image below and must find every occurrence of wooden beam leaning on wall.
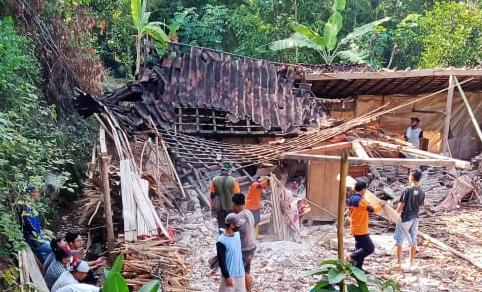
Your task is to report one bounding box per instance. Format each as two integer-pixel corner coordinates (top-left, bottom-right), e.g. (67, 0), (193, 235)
(453, 76), (482, 145)
(441, 75), (455, 155)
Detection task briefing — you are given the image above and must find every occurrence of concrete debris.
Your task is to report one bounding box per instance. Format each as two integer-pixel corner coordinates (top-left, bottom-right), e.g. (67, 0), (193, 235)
(177, 211), (336, 292)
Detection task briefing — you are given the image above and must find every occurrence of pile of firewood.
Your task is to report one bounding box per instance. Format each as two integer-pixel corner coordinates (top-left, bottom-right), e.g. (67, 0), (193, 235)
(116, 240), (197, 291)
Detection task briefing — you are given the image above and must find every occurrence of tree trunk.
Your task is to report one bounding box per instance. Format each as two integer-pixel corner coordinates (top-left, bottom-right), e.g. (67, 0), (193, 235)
(135, 35), (142, 78)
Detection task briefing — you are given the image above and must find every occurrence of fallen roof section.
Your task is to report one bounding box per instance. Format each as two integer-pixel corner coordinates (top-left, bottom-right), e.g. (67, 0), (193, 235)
(306, 68), (482, 98)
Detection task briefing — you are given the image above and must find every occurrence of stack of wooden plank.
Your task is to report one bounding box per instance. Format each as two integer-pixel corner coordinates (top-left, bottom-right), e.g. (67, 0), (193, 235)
(18, 247), (48, 292)
(117, 240), (196, 292)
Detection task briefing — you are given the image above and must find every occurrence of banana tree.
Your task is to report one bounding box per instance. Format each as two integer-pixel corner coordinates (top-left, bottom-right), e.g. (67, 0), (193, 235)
(131, 0), (170, 76)
(270, 0), (390, 64)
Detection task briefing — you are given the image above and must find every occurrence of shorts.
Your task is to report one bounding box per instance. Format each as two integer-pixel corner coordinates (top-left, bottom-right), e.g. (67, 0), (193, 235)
(394, 218), (419, 247)
(242, 249), (255, 273)
(219, 275), (246, 292)
(249, 209), (260, 225)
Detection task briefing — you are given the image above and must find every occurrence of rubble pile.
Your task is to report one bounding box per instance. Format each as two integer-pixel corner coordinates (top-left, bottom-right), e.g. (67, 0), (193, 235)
(175, 211), (336, 292)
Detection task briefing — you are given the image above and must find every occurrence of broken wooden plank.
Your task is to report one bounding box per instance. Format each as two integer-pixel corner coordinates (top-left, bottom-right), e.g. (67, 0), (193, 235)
(352, 140), (370, 159)
(25, 248), (49, 291)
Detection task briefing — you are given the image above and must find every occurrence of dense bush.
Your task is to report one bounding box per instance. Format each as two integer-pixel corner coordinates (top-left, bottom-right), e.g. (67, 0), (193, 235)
(0, 17), (95, 260)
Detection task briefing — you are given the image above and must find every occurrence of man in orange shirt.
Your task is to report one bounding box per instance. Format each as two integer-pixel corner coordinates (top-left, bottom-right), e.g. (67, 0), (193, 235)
(210, 162), (241, 231)
(245, 177), (270, 235)
(348, 180), (385, 271)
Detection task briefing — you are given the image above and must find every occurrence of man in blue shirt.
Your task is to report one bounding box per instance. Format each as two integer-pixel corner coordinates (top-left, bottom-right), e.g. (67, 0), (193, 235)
(18, 186), (51, 263)
(216, 213), (246, 292)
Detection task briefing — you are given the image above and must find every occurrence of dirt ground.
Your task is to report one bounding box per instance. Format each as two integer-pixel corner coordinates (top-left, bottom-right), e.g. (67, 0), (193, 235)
(178, 204), (482, 292)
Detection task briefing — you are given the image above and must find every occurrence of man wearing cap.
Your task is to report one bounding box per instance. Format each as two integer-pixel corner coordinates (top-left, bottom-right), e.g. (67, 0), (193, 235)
(210, 162), (241, 230)
(216, 213), (246, 292)
(51, 261), (93, 292)
(232, 193), (256, 292)
(405, 117), (423, 150)
(17, 186), (52, 263)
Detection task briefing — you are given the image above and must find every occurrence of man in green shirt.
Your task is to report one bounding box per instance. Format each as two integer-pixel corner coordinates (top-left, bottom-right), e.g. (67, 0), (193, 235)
(210, 162), (240, 230)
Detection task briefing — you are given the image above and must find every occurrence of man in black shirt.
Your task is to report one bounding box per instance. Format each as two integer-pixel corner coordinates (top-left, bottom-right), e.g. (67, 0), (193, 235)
(394, 170), (425, 267)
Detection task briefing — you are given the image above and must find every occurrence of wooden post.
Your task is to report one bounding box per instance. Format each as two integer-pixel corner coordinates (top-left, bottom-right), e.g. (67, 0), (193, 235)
(454, 76), (482, 143)
(99, 128), (115, 260)
(442, 76), (454, 154)
(337, 150), (349, 262)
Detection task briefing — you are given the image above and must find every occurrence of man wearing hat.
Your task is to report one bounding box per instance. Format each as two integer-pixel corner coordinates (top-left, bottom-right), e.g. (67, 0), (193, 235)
(210, 162), (241, 230)
(216, 213), (246, 292)
(405, 117), (423, 150)
(18, 186), (52, 263)
(51, 261), (96, 292)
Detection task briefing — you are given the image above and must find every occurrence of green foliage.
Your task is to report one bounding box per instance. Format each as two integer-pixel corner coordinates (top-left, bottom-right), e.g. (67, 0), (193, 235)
(0, 17), (40, 111)
(227, 2), (318, 63)
(139, 280), (161, 292)
(308, 258), (400, 292)
(91, 0), (135, 77)
(0, 267), (21, 292)
(0, 17), (95, 260)
(103, 255), (161, 292)
(269, 0), (390, 64)
(131, 0), (171, 75)
(417, 2), (482, 68)
(177, 5), (229, 50)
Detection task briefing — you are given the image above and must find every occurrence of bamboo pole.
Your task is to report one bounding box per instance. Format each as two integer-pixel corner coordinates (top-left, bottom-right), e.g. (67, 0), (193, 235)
(454, 76), (482, 144)
(337, 150), (349, 262)
(337, 150), (349, 292)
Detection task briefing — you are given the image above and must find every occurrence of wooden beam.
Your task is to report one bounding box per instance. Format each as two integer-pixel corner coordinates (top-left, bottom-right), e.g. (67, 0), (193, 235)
(306, 69), (482, 81)
(25, 248), (48, 291)
(352, 140), (369, 159)
(442, 76), (455, 154)
(99, 140), (115, 260)
(454, 76), (482, 144)
(99, 127), (107, 154)
(359, 139), (470, 169)
(283, 153), (459, 167)
(294, 141), (353, 155)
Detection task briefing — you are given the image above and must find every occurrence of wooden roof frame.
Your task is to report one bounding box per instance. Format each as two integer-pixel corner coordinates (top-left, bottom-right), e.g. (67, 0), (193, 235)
(306, 69), (482, 98)
(283, 139), (471, 169)
(305, 69), (482, 81)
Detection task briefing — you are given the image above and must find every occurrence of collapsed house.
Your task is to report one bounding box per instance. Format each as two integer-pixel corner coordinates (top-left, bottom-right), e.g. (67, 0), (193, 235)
(74, 44), (482, 290)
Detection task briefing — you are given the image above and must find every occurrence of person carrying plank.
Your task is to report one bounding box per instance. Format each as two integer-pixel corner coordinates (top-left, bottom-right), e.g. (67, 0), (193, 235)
(210, 162), (241, 231)
(394, 170), (425, 268)
(348, 180), (385, 272)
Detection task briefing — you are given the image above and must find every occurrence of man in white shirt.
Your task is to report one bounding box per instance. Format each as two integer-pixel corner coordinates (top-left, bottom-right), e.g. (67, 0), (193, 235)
(405, 117), (423, 150)
(56, 284), (99, 292)
(52, 261), (93, 292)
